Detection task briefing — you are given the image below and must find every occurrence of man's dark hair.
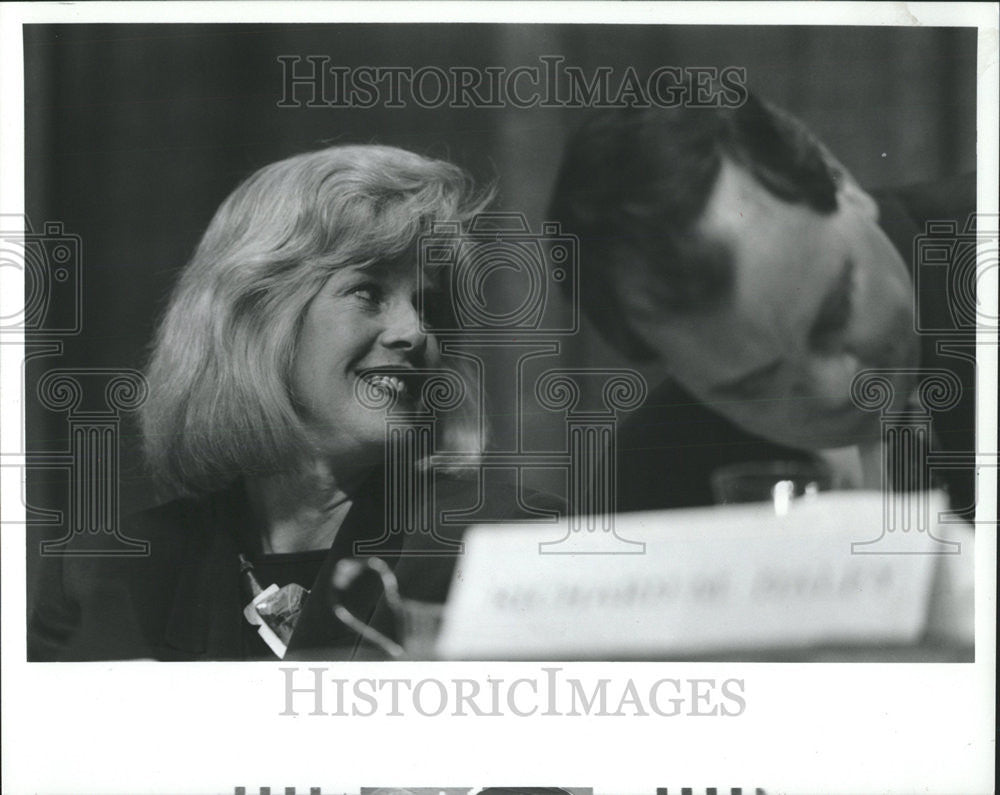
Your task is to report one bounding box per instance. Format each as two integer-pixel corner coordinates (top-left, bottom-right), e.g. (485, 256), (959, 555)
(547, 90), (843, 361)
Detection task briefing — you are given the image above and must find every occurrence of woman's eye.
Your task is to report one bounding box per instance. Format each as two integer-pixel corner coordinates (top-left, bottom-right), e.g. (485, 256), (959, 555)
(348, 284), (382, 304)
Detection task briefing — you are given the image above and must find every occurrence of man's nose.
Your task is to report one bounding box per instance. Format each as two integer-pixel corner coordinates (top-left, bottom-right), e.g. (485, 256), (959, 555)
(379, 299), (428, 353)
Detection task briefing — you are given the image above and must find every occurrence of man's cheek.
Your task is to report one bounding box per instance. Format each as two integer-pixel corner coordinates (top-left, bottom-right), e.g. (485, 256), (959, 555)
(713, 400), (776, 437)
(866, 267), (913, 336)
(851, 305), (915, 368)
(809, 355), (862, 409)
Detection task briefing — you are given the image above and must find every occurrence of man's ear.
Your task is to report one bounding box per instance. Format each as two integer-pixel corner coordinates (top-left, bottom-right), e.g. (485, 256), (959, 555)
(836, 172), (879, 221)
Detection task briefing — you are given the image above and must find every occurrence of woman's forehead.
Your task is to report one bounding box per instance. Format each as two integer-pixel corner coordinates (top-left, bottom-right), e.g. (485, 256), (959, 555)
(335, 257), (419, 279)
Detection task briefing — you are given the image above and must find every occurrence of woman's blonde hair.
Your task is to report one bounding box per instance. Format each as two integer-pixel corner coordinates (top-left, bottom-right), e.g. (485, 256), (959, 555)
(141, 144), (490, 497)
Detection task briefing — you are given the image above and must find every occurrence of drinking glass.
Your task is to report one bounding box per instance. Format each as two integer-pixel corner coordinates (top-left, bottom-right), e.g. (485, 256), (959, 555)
(710, 460), (834, 513)
(331, 557), (443, 659)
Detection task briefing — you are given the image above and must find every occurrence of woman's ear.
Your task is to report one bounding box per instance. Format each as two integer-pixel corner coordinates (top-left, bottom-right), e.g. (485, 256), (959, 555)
(836, 171), (879, 221)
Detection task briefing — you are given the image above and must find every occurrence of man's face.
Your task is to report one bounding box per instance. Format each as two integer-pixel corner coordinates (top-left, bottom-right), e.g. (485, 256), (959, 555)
(628, 159), (919, 450)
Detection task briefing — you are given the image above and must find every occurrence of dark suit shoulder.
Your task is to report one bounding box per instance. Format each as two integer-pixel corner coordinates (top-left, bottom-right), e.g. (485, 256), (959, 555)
(887, 173), (976, 227)
(434, 470), (565, 517)
(53, 494), (221, 584)
(617, 378), (811, 511)
(28, 489), (240, 661)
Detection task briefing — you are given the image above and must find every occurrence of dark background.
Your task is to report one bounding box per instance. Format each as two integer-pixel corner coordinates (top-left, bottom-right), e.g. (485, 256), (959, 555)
(23, 24), (976, 604)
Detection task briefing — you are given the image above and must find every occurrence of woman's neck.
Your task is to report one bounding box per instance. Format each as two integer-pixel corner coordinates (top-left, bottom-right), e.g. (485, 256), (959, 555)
(248, 458), (375, 554)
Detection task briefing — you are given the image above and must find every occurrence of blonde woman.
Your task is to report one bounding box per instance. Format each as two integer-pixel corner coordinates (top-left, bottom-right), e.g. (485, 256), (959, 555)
(30, 144), (556, 661)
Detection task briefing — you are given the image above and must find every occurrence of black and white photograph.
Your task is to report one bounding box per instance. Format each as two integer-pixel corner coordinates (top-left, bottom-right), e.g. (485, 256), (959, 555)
(1, 3), (996, 794)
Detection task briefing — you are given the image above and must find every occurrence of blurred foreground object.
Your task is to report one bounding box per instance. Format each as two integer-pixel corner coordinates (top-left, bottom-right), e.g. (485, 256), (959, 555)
(711, 459), (834, 509)
(439, 491), (974, 661)
(331, 557), (443, 659)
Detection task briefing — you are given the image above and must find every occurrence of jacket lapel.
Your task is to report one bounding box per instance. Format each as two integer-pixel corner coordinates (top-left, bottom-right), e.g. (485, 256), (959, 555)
(285, 468), (401, 660)
(160, 484), (250, 660)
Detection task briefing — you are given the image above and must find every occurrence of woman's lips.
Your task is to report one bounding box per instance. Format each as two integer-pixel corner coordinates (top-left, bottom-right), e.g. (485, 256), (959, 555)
(357, 368), (429, 402)
(365, 373), (407, 395)
(363, 372), (408, 397)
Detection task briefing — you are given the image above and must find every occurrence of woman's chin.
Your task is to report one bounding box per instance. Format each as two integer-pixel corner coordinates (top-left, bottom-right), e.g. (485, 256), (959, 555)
(306, 430), (386, 467)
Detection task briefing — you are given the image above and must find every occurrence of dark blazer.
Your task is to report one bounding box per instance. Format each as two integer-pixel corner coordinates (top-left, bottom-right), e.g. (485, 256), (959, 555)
(28, 469), (561, 661)
(616, 175), (977, 514)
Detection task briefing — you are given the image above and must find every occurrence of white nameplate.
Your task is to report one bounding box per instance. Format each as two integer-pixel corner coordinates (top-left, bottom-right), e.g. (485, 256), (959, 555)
(437, 491), (965, 659)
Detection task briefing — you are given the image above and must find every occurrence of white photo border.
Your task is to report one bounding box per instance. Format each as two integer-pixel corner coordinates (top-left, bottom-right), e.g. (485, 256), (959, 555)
(1, 3), (996, 795)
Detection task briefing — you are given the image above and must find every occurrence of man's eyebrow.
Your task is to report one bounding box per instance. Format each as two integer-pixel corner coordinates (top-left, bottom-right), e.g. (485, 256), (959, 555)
(713, 358), (783, 395)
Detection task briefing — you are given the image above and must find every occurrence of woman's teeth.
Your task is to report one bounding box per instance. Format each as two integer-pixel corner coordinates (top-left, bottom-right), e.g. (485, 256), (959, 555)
(365, 374), (407, 395)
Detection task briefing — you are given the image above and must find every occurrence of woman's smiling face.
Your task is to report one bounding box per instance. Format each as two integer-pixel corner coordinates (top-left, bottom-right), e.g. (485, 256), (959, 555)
(290, 259), (441, 464)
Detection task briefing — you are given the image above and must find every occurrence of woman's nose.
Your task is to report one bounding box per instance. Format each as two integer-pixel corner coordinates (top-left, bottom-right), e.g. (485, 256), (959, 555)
(379, 299), (428, 353)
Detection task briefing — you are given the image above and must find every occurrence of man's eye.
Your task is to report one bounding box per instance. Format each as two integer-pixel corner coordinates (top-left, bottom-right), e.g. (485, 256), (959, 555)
(809, 263), (854, 351)
(812, 293), (849, 337)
